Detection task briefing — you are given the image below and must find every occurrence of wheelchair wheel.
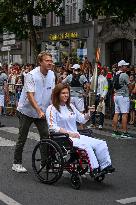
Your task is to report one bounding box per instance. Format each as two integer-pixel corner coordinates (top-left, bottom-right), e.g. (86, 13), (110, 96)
(32, 139), (64, 185)
(94, 174), (105, 182)
(71, 172), (82, 190)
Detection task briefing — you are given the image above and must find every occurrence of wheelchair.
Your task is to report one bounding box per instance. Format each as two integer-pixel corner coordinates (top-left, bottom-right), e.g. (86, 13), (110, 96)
(32, 129), (106, 189)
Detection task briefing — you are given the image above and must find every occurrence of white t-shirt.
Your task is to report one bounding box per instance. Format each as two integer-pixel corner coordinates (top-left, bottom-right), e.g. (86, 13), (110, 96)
(17, 66), (55, 118)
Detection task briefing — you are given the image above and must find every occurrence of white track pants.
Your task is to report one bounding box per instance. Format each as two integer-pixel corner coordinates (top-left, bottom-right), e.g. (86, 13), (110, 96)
(71, 135), (111, 170)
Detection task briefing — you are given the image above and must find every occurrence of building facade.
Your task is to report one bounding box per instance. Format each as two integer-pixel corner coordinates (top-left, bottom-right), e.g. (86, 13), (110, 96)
(41, 0), (136, 66)
(0, 0), (135, 66)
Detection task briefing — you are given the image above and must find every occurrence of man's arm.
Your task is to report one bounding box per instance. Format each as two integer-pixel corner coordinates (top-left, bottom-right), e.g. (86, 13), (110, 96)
(62, 75), (72, 84)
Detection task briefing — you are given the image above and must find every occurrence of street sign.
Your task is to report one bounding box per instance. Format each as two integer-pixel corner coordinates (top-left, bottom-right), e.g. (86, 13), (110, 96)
(3, 33), (15, 40)
(1, 46), (11, 51)
(3, 39), (15, 46)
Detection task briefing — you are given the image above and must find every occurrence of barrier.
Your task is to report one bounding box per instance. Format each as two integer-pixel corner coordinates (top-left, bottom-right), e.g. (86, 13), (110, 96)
(4, 83), (23, 116)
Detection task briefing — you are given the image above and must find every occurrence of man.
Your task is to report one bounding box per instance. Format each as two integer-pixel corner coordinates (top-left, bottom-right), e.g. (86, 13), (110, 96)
(21, 63), (32, 85)
(90, 68), (108, 129)
(0, 67), (8, 127)
(62, 64), (88, 113)
(112, 60), (130, 138)
(12, 51), (55, 172)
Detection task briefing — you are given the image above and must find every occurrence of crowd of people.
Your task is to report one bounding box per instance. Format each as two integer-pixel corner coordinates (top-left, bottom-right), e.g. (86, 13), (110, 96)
(0, 51), (136, 175)
(0, 54), (136, 134)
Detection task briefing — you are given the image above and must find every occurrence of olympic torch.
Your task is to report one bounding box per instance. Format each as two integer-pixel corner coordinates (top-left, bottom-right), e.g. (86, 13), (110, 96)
(89, 48), (100, 107)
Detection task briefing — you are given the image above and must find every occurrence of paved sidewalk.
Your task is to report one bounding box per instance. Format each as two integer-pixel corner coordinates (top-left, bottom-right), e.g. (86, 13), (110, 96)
(88, 118), (136, 138)
(1, 115), (136, 139)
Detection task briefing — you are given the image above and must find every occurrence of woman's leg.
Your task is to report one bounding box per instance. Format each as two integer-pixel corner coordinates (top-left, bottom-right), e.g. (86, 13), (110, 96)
(72, 136), (100, 170)
(86, 136), (112, 171)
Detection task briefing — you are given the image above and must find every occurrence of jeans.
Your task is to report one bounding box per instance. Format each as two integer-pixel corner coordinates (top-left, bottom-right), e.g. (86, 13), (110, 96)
(14, 111), (49, 164)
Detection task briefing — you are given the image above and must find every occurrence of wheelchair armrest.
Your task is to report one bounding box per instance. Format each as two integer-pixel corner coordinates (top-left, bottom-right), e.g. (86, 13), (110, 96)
(49, 131), (73, 149)
(49, 131), (69, 138)
(77, 128), (93, 136)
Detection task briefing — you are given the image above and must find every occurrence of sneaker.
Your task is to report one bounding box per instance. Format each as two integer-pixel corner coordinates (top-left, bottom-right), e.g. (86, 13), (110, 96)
(121, 132), (132, 138)
(12, 164), (27, 173)
(87, 124), (96, 129)
(98, 125), (103, 130)
(112, 130), (122, 138)
(102, 165), (115, 174)
(91, 168), (100, 177)
(0, 122), (5, 128)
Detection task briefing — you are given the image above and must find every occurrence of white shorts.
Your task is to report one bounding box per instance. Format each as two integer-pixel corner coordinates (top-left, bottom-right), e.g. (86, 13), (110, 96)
(71, 97), (84, 112)
(0, 95), (4, 107)
(114, 96), (130, 114)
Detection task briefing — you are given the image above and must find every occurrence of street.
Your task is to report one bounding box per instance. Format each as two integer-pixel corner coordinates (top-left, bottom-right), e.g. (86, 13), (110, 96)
(0, 115), (136, 205)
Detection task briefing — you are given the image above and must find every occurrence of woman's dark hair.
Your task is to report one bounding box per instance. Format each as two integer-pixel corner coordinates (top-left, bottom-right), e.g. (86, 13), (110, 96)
(52, 83), (73, 112)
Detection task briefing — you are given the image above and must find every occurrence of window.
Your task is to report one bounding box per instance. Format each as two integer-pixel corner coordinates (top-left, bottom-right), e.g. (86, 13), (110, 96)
(65, 0), (83, 24)
(46, 13), (52, 27)
(53, 13), (60, 26)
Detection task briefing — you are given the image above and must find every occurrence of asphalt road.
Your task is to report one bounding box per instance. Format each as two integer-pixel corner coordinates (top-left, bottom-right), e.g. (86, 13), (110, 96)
(0, 116), (136, 205)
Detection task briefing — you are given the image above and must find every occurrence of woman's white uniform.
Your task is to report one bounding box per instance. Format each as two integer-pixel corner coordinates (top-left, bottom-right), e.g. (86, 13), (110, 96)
(46, 104), (111, 171)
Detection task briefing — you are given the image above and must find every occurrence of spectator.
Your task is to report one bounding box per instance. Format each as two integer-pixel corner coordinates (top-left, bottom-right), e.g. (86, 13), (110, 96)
(129, 75), (136, 125)
(0, 67), (8, 127)
(90, 68), (108, 129)
(112, 60), (131, 138)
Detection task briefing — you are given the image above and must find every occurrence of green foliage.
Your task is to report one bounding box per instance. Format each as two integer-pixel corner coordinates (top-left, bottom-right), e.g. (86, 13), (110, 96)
(0, 0), (63, 39)
(84, 0), (136, 23)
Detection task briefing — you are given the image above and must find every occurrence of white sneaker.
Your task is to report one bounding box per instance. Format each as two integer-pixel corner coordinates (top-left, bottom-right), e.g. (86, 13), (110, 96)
(12, 164), (27, 173)
(98, 125), (103, 129)
(87, 124), (96, 129)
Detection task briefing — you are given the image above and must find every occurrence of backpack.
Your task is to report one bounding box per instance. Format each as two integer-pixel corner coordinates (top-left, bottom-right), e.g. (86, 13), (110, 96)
(112, 73), (122, 90)
(70, 75), (81, 87)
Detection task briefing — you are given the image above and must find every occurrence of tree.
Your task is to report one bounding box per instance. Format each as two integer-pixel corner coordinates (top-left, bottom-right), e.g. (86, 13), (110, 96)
(0, 0), (63, 61)
(84, 0), (136, 23)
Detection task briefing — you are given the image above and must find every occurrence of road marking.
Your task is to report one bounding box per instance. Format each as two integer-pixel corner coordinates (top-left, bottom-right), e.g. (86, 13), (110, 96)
(0, 192), (22, 205)
(0, 126), (40, 141)
(116, 197), (136, 204)
(0, 137), (16, 146)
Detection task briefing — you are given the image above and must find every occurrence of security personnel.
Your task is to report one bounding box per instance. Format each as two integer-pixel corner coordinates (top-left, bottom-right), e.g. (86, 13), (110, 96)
(12, 51), (55, 172)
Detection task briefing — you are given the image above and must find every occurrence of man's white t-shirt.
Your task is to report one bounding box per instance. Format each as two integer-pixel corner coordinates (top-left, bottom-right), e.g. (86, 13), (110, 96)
(17, 66), (55, 118)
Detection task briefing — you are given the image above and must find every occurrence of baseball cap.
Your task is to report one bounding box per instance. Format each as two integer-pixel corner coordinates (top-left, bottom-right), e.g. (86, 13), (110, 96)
(118, 60), (129, 67)
(71, 64), (80, 70)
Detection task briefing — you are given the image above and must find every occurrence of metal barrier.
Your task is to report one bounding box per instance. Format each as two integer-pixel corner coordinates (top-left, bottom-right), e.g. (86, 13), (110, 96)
(4, 83), (114, 118)
(5, 83), (23, 116)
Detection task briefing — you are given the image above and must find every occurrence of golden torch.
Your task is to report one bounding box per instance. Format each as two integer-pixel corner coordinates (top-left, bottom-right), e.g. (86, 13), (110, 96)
(89, 48), (100, 107)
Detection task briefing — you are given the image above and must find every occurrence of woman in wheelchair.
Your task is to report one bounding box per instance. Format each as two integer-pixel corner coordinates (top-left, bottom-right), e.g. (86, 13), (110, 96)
(46, 83), (115, 177)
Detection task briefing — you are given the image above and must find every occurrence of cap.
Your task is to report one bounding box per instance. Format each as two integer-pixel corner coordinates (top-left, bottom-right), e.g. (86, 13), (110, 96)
(71, 64), (80, 70)
(118, 60), (129, 67)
